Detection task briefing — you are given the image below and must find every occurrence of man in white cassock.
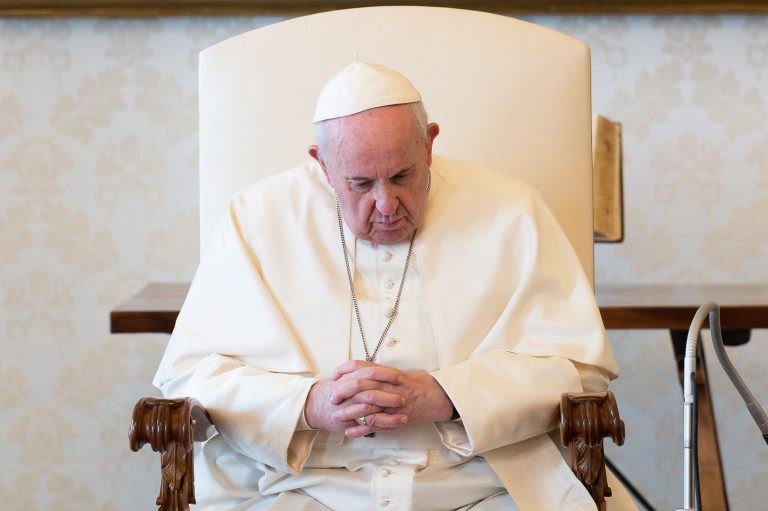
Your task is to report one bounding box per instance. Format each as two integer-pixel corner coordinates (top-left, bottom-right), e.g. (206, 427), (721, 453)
(154, 62), (623, 511)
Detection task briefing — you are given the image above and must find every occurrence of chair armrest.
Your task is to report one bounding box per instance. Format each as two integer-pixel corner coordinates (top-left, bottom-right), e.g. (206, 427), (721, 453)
(129, 397), (211, 511)
(560, 391), (625, 511)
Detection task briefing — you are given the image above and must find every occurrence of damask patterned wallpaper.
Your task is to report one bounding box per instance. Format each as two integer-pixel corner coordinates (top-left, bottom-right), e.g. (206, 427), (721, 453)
(0, 13), (766, 510)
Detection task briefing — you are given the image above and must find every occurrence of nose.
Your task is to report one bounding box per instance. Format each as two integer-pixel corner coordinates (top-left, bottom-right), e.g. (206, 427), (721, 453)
(374, 185), (399, 217)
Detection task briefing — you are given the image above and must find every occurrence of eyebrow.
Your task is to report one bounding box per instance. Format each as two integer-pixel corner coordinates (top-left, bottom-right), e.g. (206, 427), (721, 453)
(344, 165), (416, 184)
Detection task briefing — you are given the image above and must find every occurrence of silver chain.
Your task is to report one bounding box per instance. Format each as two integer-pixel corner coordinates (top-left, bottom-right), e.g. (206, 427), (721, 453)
(335, 196), (416, 362)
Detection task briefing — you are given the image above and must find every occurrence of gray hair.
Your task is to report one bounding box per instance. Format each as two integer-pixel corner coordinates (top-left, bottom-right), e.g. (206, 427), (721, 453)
(313, 101), (429, 163)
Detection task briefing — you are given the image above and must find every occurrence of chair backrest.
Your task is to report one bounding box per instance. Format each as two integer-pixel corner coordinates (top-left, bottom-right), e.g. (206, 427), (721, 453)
(199, 6), (594, 282)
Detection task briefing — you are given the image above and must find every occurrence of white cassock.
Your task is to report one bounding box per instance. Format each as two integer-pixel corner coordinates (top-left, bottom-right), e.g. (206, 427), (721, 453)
(154, 155), (622, 511)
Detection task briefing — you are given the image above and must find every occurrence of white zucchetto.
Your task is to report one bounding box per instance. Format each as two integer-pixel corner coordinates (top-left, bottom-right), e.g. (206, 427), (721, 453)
(313, 62), (422, 123)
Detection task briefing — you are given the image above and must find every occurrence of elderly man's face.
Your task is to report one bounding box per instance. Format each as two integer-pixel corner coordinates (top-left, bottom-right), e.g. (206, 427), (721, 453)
(309, 104), (439, 245)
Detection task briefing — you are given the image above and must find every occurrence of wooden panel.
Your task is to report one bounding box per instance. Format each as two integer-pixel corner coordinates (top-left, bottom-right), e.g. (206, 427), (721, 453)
(4, 1), (768, 17)
(593, 116), (623, 243)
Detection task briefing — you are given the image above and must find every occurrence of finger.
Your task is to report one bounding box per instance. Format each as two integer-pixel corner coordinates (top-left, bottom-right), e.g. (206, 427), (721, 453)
(344, 413), (408, 438)
(367, 412), (408, 429)
(332, 402), (387, 422)
(346, 389), (405, 409)
(347, 365), (403, 385)
(344, 426), (370, 438)
(330, 374), (403, 405)
(331, 359), (375, 380)
(330, 378), (385, 405)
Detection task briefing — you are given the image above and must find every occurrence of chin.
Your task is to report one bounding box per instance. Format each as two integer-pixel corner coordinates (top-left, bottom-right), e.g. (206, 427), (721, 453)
(370, 228), (413, 245)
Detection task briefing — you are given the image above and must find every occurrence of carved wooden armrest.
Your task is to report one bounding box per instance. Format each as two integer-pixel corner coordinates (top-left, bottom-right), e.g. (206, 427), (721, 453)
(129, 397), (212, 511)
(560, 391), (625, 511)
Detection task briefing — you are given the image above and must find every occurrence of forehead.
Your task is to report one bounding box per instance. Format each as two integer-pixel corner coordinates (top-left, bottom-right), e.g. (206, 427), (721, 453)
(326, 105), (423, 173)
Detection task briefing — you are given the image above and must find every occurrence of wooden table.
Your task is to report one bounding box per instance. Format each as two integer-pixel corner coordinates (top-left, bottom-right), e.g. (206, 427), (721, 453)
(597, 283), (768, 330)
(111, 282), (188, 334)
(112, 282), (768, 510)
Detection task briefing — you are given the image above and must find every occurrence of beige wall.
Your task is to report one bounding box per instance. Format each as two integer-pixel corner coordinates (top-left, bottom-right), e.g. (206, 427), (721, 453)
(0, 13), (766, 510)
(548, 14), (768, 511)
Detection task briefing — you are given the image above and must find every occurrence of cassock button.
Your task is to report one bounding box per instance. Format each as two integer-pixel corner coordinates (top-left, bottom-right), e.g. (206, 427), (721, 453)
(385, 279), (395, 290)
(385, 308), (394, 319)
(386, 338), (398, 347)
(383, 252), (393, 262)
(379, 499), (391, 508)
(379, 467), (391, 478)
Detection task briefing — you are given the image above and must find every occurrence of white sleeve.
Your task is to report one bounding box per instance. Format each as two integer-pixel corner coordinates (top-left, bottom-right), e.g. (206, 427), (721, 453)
(430, 188), (613, 456)
(431, 354), (607, 456)
(154, 203), (319, 474)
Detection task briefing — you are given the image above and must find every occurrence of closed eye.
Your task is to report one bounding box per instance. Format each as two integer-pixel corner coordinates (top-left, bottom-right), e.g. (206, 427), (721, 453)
(391, 167), (414, 183)
(347, 179), (372, 192)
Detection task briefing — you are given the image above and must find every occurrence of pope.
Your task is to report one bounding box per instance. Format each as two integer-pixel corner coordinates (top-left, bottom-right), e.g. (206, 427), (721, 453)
(154, 62), (621, 510)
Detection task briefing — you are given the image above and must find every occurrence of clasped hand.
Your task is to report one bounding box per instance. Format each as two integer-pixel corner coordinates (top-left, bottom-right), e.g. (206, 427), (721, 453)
(304, 360), (454, 438)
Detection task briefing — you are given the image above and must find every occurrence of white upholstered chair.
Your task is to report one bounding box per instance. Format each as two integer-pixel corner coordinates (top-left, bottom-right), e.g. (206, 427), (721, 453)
(130, 7), (629, 510)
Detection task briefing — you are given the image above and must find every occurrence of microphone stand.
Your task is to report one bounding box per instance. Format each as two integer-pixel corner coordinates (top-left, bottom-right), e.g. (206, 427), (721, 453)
(678, 302), (768, 511)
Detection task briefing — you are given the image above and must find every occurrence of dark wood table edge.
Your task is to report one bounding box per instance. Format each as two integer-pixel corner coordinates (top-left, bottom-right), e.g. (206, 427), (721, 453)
(601, 306), (768, 331)
(109, 282), (768, 334)
(110, 309), (179, 334)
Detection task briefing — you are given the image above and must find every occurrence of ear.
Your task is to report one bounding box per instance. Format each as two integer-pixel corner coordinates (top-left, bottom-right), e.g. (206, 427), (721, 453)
(425, 122), (440, 166)
(308, 145), (331, 184)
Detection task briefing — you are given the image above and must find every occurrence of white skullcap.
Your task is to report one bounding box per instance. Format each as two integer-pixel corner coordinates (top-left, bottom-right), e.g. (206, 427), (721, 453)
(313, 62), (422, 123)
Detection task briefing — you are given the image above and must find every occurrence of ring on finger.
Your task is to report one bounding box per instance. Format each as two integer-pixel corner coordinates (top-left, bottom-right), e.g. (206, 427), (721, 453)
(355, 416), (367, 426)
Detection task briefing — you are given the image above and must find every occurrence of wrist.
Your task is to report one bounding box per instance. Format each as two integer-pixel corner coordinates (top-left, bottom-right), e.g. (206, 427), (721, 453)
(304, 381), (322, 430)
(297, 407), (316, 431)
(435, 384), (455, 422)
